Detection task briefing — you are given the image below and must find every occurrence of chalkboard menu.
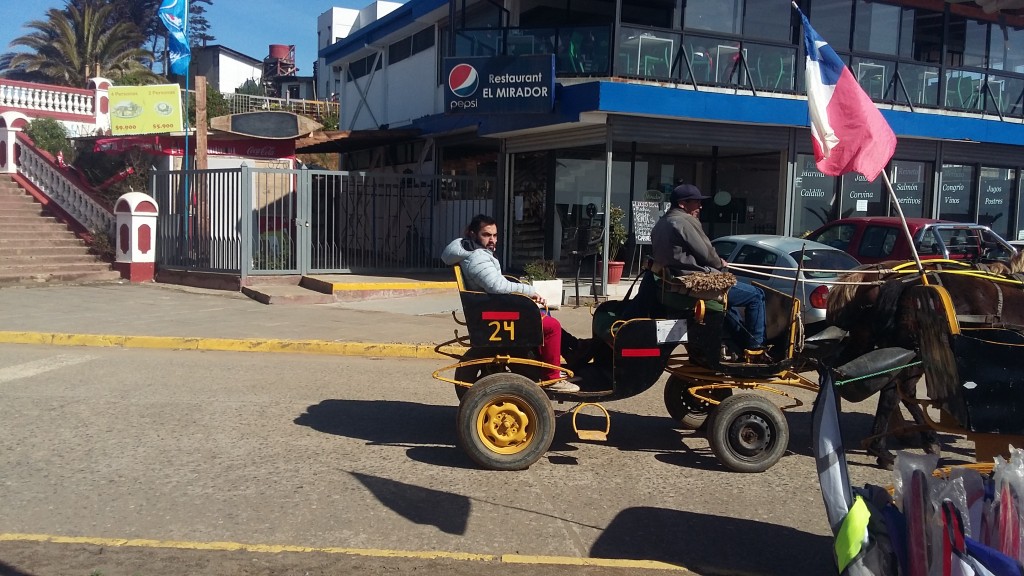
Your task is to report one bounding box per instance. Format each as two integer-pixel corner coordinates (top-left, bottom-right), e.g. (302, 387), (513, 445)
(632, 201), (661, 245)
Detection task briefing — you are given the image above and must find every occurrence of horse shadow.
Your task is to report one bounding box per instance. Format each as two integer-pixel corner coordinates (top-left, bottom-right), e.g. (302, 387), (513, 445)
(593, 506), (833, 574)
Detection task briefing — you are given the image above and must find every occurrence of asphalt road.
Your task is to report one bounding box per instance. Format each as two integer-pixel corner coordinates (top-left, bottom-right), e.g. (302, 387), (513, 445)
(0, 344), (974, 575)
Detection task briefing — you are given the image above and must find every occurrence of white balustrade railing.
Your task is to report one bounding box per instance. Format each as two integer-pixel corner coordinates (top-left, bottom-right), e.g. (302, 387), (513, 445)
(0, 80), (95, 118)
(16, 133), (114, 235)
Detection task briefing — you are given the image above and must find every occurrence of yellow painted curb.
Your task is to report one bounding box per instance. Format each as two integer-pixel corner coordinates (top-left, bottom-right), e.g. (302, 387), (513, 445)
(0, 533), (694, 572)
(0, 331), (463, 360)
(330, 281), (457, 291)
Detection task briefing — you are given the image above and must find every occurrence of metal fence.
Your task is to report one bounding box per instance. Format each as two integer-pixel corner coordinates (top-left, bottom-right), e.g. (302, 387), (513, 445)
(151, 166), (496, 278)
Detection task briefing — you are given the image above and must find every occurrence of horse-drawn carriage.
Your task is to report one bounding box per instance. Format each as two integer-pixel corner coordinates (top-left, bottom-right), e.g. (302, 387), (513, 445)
(825, 258), (1024, 467)
(432, 266), (842, 473)
(433, 254), (1024, 474)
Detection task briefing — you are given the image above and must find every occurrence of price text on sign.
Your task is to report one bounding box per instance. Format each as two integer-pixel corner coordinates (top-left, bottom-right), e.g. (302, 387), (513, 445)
(109, 84), (184, 136)
(632, 201), (661, 245)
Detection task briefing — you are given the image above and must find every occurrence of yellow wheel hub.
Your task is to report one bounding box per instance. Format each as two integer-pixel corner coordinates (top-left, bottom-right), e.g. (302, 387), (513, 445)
(476, 395), (536, 454)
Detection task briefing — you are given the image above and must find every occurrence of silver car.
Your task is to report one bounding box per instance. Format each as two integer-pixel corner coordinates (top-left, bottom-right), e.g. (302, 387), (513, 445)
(711, 234), (861, 329)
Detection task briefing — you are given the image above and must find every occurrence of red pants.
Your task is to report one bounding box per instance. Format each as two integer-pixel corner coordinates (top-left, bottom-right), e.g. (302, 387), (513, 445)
(540, 313), (562, 380)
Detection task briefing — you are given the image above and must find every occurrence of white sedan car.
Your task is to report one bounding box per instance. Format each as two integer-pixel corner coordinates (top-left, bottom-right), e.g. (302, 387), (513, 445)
(710, 234), (861, 330)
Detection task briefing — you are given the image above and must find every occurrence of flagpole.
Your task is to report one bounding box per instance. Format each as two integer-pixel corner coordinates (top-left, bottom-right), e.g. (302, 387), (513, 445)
(881, 170), (927, 277)
(184, 70), (191, 247)
(183, 0), (191, 252)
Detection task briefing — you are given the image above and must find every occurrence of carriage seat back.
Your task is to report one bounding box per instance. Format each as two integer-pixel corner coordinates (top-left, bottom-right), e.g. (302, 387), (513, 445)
(590, 297), (684, 396)
(454, 266), (543, 349)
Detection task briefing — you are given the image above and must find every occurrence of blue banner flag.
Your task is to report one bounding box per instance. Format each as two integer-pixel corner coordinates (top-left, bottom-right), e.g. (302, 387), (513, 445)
(159, 0), (191, 76)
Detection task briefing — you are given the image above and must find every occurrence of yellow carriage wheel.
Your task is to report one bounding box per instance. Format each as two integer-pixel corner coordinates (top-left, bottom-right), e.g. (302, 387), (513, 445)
(457, 372), (555, 470)
(475, 395), (536, 454)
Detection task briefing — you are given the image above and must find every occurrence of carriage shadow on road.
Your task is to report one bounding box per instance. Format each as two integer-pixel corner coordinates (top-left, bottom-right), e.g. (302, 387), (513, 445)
(593, 506), (832, 575)
(294, 396), (902, 475)
(293, 399), (477, 469)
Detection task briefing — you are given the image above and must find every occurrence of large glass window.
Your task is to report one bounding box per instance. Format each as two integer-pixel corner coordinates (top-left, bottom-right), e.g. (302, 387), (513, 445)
(684, 0), (790, 41)
(742, 0), (792, 43)
(684, 0), (741, 34)
(809, 0), (853, 51)
(852, 0), (899, 55)
(840, 172), (885, 217)
(938, 164), (975, 223)
(617, 27), (678, 78)
(621, 0), (675, 28)
(793, 154), (837, 236)
(889, 160), (930, 218)
(979, 166), (1015, 239)
(904, 8), (943, 64)
(948, 14), (989, 68)
(990, 25), (1024, 73)
(683, 35), (747, 86)
(851, 57), (893, 99)
(896, 62), (941, 107)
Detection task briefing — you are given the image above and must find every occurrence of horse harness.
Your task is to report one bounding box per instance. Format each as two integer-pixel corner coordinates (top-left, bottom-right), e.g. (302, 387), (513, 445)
(911, 267), (1024, 328)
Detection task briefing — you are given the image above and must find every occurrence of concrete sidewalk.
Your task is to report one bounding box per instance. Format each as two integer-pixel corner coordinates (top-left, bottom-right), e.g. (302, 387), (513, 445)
(0, 281), (600, 359)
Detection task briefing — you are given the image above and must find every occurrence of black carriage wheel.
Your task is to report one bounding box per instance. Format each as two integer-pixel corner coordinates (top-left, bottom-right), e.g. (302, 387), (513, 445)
(663, 376), (733, 431)
(708, 394), (789, 473)
(456, 372), (555, 471)
(453, 348), (538, 400)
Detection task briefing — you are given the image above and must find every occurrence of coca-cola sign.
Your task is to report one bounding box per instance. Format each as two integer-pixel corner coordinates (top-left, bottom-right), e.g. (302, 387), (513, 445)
(246, 145), (279, 157)
(92, 136), (294, 159)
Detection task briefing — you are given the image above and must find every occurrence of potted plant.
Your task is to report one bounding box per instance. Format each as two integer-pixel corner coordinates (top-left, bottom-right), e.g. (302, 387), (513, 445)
(523, 259), (563, 309)
(604, 205), (628, 284)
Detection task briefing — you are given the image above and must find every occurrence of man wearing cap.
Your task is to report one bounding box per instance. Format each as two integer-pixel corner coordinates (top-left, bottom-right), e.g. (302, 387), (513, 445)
(651, 183), (768, 363)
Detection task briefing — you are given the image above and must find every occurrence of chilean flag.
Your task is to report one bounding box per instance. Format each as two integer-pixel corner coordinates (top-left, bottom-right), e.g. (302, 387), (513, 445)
(798, 8), (896, 182)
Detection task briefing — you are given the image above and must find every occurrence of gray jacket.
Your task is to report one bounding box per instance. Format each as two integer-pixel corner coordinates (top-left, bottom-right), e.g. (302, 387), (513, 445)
(650, 207), (724, 273)
(441, 237), (536, 296)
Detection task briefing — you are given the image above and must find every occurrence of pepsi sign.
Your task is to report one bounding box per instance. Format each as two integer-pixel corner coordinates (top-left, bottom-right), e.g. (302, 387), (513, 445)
(444, 55), (555, 114)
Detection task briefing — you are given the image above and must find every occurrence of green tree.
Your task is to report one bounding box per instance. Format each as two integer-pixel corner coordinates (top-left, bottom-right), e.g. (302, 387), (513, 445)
(4, 3), (159, 86)
(67, 0), (215, 66)
(187, 0), (216, 48)
(187, 89), (230, 126)
(235, 78), (264, 96)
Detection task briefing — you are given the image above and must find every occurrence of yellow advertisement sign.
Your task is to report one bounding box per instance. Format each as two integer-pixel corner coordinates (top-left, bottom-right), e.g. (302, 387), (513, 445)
(109, 84), (184, 136)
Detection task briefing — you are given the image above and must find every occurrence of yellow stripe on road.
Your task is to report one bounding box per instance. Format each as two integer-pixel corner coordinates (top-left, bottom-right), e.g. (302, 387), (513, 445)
(0, 533), (695, 572)
(0, 331), (463, 360)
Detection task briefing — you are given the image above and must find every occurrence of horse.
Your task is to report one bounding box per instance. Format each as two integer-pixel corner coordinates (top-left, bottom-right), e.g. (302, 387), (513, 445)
(826, 253), (1024, 468)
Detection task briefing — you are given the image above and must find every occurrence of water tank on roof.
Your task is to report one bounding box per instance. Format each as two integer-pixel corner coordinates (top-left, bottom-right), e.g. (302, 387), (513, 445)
(269, 44), (292, 60)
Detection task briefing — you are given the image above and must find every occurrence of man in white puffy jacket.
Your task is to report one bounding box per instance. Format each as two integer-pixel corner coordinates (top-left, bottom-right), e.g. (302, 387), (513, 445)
(442, 214), (583, 392)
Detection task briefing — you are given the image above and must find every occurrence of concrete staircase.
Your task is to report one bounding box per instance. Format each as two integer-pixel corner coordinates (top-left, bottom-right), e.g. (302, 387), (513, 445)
(0, 177), (121, 286)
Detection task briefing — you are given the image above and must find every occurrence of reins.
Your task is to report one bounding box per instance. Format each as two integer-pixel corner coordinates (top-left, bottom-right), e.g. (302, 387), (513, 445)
(727, 258), (1024, 288)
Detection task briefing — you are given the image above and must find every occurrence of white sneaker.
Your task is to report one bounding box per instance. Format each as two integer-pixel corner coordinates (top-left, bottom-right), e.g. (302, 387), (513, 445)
(547, 380), (580, 393)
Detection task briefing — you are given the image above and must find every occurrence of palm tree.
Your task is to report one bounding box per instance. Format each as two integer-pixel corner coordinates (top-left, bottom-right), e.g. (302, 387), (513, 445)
(4, 3), (159, 87)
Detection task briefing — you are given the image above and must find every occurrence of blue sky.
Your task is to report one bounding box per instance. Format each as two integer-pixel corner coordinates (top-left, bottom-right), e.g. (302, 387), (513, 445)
(0, 1), (371, 75)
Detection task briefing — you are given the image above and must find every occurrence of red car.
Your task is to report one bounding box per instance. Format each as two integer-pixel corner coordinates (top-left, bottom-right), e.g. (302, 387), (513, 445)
(805, 217), (1016, 265)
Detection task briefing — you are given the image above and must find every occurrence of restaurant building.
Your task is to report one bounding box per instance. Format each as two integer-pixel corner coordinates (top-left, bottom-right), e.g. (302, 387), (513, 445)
(319, 0), (1024, 272)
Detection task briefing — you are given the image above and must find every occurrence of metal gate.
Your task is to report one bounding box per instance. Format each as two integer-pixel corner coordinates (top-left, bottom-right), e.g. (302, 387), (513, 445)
(152, 166), (496, 277)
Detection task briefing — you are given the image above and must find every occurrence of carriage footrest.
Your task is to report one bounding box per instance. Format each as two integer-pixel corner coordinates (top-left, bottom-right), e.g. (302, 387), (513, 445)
(572, 402), (610, 441)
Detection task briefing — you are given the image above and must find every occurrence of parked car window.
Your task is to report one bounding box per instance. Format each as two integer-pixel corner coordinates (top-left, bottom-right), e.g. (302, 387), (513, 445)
(981, 229), (1015, 260)
(733, 245), (778, 277)
(937, 227), (982, 259)
(808, 223), (856, 251)
(858, 226), (899, 259)
(916, 228), (944, 255)
(793, 249), (861, 279)
(713, 241), (737, 260)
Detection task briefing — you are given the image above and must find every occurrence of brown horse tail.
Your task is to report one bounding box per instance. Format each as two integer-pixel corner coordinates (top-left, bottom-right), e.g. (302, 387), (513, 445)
(872, 277), (907, 336)
(826, 269), (873, 329)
